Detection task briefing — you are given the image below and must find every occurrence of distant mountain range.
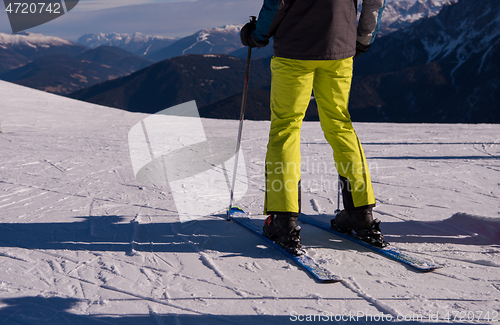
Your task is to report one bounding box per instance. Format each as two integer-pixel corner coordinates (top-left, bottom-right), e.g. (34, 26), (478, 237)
(77, 32), (177, 56)
(0, 0), (451, 92)
(74, 1), (450, 60)
(75, 26), (247, 62)
(1, 0), (498, 123)
(0, 33), (154, 94)
(144, 25), (244, 62)
(0, 55), (126, 95)
(0, 32), (87, 74)
(78, 46), (153, 73)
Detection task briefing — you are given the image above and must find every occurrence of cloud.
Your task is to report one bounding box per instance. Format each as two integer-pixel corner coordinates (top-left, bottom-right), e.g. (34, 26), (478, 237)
(19, 0), (264, 40)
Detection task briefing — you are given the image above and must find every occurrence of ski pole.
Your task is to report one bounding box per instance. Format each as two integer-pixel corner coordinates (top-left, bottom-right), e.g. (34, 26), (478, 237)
(334, 175), (341, 216)
(227, 16), (256, 221)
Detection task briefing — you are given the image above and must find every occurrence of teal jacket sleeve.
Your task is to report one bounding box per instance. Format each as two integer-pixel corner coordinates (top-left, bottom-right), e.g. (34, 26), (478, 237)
(253, 0), (280, 42)
(358, 0), (386, 45)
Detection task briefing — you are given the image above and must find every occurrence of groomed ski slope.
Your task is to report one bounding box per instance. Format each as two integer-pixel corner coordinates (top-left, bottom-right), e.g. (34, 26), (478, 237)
(0, 80), (499, 324)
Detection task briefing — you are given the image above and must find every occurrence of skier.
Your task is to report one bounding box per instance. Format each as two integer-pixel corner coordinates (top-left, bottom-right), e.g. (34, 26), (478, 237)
(240, 0), (386, 254)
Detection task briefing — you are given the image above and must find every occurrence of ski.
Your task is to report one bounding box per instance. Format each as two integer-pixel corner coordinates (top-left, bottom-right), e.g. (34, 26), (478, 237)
(228, 207), (342, 283)
(298, 215), (442, 272)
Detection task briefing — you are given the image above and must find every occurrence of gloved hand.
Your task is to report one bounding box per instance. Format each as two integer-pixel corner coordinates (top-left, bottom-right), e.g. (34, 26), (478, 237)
(353, 41), (371, 59)
(240, 19), (269, 48)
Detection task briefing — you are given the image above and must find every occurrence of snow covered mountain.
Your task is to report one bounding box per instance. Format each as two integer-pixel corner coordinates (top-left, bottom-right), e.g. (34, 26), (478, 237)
(380, 0), (449, 35)
(358, 0), (500, 76)
(0, 32), (87, 74)
(77, 32), (177, 57)
(351, 0), (500, 122)
(0, 31), (77, 49)
(1, 79), (500, 323)
(145, 25), (243, 62)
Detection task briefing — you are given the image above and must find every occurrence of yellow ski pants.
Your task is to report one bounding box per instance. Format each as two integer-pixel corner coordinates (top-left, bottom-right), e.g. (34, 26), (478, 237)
(264, 56), (375, 215)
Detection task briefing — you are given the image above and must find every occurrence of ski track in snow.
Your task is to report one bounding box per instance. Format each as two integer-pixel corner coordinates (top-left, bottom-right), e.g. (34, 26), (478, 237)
(341, 277), (400, 319)
(1, 80), (500, 323)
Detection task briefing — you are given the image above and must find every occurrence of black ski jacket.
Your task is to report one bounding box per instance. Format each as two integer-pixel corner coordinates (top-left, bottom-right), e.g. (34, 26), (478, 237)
(253, 0), (386, 60)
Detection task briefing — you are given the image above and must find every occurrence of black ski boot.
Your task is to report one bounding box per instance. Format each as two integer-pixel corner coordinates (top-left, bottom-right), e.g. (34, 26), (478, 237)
(263, 214), (303, 255)
(331, 208), (388, 247)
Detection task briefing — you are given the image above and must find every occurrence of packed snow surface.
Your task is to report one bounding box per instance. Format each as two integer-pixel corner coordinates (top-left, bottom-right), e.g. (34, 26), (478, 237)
(0, 80), (499, 324)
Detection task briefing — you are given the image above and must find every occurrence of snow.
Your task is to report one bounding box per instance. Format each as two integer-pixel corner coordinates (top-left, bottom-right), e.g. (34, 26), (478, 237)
(478, 45), (494, 75)
(142, 44), (152, 56)
(377, 0), (449, 35)
(212, 25), (243, 34)
(212, 66), (230, 70)
(0, 80), (500, 323)
(420, 1), (500, 84)
(0, 32), (73, 47)
(181, 25), (243, 56)
(182, 31), (211, 55)
(80, 32), (174, 44)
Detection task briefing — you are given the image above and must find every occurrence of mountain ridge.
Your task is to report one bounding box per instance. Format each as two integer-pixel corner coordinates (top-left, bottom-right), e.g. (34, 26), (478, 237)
(0, 32), (88, 74)
(145, 25), (244, 62)
(0, 46), (155, 95)
(77, 32), (178, 56)
(68, 54), (272, 113)
(350, 0), (500, 122)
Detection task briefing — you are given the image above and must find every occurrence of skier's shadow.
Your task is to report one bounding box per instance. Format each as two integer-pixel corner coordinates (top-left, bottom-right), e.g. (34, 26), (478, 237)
(378, 212), (500, 246)
(0, 214), (275, 259)
(1, 212), (497, 260)
(0, 296), (446, 325)
(301, 212), (500, 246)
(0, 296), (294, 325)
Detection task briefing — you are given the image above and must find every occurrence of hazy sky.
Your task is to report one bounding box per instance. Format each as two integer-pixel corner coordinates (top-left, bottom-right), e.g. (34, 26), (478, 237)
(0, 0), (263, 40)
(73, 0), (191, 11)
